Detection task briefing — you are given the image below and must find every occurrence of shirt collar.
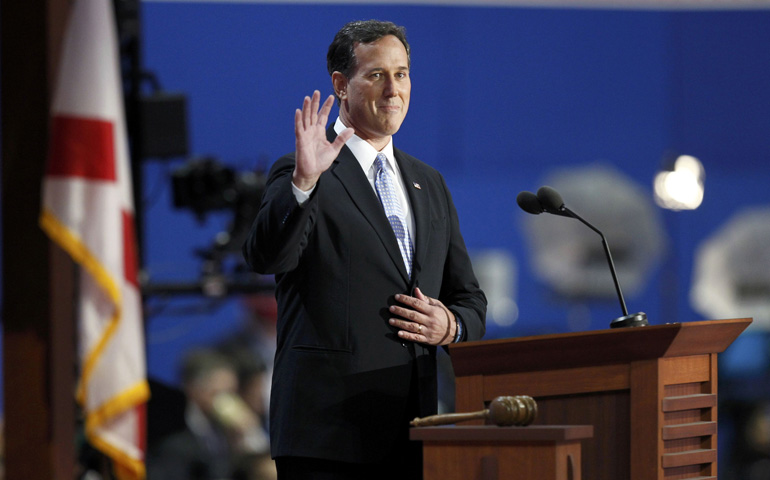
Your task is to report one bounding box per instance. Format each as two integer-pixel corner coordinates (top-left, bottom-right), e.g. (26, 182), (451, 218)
(334, 117), (396, 173)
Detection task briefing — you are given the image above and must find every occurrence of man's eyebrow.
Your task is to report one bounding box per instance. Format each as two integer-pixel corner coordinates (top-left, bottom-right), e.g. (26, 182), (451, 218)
(364, 66), (410, 73)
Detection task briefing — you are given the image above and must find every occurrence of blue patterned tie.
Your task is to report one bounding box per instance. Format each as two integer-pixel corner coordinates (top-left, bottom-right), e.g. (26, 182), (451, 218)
(374, 153), (413, 277)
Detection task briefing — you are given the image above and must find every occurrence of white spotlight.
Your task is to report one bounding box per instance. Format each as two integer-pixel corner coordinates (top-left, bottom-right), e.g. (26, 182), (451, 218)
(654, 154), (705, 211)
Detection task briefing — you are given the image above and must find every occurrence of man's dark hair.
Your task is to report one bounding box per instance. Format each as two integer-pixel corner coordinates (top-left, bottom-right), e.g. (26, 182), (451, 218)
(327, 19), (410, 81)
(179, 348), (235, 387)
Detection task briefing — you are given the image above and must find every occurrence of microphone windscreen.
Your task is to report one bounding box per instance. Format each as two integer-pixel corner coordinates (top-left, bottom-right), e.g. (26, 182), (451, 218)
(537, 186), (564, 211)
(516, 191), (543, 215)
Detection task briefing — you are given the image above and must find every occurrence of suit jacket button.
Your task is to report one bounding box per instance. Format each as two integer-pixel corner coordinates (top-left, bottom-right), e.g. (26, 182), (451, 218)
(401, 342), (407, 347)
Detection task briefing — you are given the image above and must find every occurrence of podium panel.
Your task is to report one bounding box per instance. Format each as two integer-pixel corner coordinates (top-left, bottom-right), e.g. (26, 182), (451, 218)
(411, 425), (593, 480)
(449, 319), (751, 480)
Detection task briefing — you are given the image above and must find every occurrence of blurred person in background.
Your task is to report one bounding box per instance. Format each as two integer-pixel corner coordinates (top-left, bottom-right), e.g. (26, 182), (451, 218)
(147, 348), (271, 479)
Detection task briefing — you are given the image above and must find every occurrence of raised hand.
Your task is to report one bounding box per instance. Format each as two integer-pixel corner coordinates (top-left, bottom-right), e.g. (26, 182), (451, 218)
(292, 90), (354, 191)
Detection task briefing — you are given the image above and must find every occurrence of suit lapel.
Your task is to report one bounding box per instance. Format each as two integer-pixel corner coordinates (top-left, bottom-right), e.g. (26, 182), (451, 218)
(394, 149), (431, 283)
(327, 128), (410, 282)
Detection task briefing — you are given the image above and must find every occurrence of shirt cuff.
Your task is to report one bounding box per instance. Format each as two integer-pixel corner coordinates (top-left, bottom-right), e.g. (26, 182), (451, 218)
(291, 181), (316, 206)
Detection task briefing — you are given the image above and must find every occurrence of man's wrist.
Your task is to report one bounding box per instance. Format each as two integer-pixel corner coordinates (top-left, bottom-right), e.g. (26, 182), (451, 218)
(292, 167), (320, 192)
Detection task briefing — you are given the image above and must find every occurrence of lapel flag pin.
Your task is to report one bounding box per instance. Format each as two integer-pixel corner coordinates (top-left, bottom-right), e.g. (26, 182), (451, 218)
(413, 182), (421, 190)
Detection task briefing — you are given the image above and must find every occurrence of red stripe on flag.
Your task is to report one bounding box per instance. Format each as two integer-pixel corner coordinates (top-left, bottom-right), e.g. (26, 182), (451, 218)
(47, 115), (117, 181)
(122, 210), (139, 288)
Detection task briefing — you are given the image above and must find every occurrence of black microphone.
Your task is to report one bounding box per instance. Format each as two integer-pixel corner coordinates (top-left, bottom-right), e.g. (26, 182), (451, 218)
(516, 191), (544, 215)
(518, 186), (649, 329)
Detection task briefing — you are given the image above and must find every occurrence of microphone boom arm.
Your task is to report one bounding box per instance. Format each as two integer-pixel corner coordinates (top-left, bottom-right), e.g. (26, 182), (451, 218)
(560, 206), (629, 317)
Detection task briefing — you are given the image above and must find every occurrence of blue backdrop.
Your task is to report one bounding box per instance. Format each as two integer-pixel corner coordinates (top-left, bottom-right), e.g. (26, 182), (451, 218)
(134, 3), (770, 474)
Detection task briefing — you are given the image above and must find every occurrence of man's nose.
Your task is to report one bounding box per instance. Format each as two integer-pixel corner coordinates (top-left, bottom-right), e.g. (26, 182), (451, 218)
(383, 76), (398, 96)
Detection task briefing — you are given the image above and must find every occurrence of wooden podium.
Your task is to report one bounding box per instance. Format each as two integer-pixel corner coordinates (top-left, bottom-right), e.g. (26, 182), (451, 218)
(448, 318), (752, 480)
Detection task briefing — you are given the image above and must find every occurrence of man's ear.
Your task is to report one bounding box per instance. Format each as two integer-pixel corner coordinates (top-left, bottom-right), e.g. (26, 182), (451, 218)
(332, 71), (348, 101)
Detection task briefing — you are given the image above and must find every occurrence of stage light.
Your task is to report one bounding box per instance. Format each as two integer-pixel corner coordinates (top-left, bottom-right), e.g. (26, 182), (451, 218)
(654, 154), (705, 211)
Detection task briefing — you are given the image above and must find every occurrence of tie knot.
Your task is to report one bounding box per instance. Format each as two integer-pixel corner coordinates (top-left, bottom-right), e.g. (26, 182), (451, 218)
(375, 153), (388, 173)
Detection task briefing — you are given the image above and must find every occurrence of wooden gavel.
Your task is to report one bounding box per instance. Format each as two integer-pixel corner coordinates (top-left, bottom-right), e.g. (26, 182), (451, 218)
(410, 395), (537, 427)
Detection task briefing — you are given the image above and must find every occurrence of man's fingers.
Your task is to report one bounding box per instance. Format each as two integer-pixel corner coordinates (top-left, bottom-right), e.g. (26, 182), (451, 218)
(395, 293), (435, 315)
(389, 304), (421, 321)
(309, 90), (321, 124)
(332, 127), (354, 150)
(317, 94), (335, 124)
(414, 287), (427, 301)
(294, 108), (302, 135)
(299, 91), (335, 132)
(394, 293), (418, 306)
(301, 95), (313, 129)
(389, 318), (424, 335)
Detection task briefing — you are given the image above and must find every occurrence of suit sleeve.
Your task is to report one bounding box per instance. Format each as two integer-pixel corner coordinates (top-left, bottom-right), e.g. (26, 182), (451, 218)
(437, 175), (487, 343)
(242, 154), (318, 274)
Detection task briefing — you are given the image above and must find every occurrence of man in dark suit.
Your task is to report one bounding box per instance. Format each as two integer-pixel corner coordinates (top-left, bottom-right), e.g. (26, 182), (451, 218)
(243, 19), (486, 480)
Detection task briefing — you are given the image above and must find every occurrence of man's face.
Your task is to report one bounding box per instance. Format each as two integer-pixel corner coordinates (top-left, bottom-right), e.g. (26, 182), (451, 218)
(187, 367), (238, 416)
(336, 35), (411, 149)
